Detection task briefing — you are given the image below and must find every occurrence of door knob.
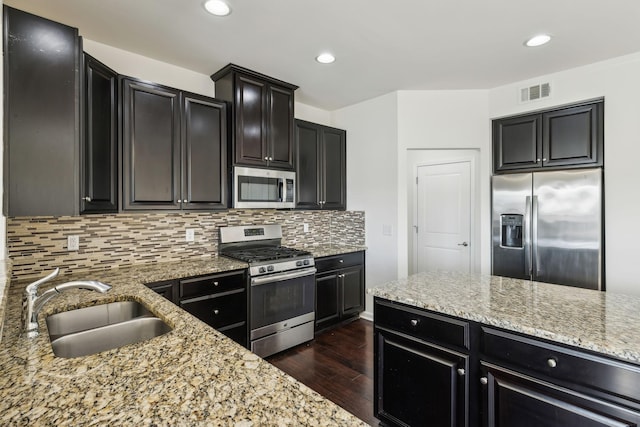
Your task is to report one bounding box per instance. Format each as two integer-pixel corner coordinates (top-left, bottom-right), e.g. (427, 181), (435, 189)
(457, 242), (469, 247)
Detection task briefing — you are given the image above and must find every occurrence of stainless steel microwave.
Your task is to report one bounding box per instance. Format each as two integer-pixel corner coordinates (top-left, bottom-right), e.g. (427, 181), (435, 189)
(233, 167), (295, 209)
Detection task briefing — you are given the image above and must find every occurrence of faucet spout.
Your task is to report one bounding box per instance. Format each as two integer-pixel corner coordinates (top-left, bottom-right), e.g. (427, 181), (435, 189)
(22, 269), (112, 338)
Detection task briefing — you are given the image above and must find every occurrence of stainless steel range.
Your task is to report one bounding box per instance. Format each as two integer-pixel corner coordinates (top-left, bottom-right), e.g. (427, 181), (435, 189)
(219, 224), (315, 358)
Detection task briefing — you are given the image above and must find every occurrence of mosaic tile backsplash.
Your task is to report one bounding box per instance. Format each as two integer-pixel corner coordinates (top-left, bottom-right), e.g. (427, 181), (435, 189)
(7, 210), (365, 280)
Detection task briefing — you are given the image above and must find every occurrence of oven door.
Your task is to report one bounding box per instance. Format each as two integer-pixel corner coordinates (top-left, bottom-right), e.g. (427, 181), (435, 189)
(250, 267), (316, 340)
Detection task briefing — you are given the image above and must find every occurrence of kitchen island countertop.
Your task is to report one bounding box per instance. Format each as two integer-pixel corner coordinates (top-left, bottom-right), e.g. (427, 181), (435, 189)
(0, 256), (367, 426)
(369, 271), (640, 365)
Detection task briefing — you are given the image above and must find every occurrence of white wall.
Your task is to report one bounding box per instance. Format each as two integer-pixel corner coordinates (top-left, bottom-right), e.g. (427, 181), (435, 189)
(332, 93), (399, 318)
(84, 39), (215, 96)
(396, 91), (492, 277)
(489, 52), (640, 296)
(295, 103), (331, 125)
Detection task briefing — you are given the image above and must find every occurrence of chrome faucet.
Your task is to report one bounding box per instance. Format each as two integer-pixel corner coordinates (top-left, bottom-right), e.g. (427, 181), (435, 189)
(22, 268), (112, 338)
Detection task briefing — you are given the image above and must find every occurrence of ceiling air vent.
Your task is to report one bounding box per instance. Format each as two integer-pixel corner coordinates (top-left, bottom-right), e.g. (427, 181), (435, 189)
(519, 82), (551, 103)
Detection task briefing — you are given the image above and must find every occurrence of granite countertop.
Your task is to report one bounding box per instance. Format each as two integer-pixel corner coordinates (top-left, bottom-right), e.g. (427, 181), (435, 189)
(0, 257), (367, 426)
(369, 271), (640, 365)
(301, 244), (367, 259)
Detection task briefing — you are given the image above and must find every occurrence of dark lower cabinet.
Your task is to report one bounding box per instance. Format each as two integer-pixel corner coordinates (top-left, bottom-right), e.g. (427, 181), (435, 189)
(145, 270), (248, 348)
(315, 252), (365, 332)
(482, 363), (640, 427)
(81, 53), (118, 213)
(376, 330), (468, 427)
(295, 119), (346, 210)
(4, 6), (81, 216)
(374, 298), (640, 427)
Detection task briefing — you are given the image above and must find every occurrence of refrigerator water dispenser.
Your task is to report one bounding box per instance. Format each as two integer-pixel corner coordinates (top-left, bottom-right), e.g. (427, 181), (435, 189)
(501, 214), (523, 248)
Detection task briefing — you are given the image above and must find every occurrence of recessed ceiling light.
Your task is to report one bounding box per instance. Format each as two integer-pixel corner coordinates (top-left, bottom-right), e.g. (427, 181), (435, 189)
(204, 0), (231, 16)
(525, 34), (551, 47)
(316, 53), (335, 64)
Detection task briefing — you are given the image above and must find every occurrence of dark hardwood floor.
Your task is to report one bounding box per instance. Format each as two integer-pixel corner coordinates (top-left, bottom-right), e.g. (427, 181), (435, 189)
(267, 319), (378, 426)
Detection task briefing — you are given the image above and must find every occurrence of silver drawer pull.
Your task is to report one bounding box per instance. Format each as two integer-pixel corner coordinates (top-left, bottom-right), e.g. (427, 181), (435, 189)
(457, 368), (465, 376)
(547, 358), (557, 368)
(212, 281), (219, 286)
(339, 259), (344, 263)
(480, 377), (488, 385)
(213, 309), (219, 315)
(410, 319), (419, 326)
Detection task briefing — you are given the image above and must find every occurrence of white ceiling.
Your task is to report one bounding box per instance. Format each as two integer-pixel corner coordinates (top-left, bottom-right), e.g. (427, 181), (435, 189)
(5, 0), (640, 110)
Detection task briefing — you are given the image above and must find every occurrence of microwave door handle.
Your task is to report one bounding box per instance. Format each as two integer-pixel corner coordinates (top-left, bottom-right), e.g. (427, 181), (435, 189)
(278, 180), (284, 202)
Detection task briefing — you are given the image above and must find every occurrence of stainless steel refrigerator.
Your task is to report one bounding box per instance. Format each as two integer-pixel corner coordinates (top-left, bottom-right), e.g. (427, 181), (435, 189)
(491, 168), (603, 290)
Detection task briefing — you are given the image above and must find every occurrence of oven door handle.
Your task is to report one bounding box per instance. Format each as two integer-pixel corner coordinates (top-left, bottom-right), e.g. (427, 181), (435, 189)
(251, 267), (317, 286)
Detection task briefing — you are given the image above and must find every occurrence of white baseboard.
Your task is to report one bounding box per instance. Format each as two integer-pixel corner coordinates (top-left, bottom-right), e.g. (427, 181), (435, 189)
(359, 310), (373, 322)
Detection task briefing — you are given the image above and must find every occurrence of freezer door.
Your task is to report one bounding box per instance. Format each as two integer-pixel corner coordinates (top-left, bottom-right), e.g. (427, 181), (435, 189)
(492, 173), (533, 280)
(533, 169), (603, 290)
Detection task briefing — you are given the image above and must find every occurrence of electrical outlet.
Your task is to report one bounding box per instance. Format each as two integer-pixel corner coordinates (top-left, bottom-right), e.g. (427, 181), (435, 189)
(67, 235), (79, 251)
(303, 223), (309, 233)
(185, 229), (195, 242)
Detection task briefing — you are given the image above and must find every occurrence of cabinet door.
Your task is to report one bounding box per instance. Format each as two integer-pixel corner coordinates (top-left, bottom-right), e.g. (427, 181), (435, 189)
(493, 115), (542, 172)
(182, 94), (227, 209)
(180, 290), (246, 330)
(482, 363), (640, 427)
(376, 330), (469, 427)
(145, 280), (178, 304)
(234, 74), (267, 166)
(4, 6), (80, 216)
(315, 271), (340, 330)
(322, 127), (347, 210)
(341, 266), (364, 318)
(542, 103), (602, 168)
(121, 79), (181, 210)
(268, 85), (295, 170)
(81, 54), (118, 213)
(295, 120), (322, 209)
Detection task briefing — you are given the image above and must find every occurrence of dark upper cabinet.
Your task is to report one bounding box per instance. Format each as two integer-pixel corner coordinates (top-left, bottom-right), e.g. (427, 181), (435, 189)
(295, 120), (346, 210)
(493, 100), (603, 173)
(121, 77), (227, 211)
(3, 6), (81, 216)
(81, 54), (118, 214)
(121, 78), (181, 210)
(181, 93), (227, 210)
(211, 64), (298, 170)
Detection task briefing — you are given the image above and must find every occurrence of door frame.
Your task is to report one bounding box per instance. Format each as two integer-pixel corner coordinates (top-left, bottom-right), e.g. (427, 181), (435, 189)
(408, 150), (480, 275)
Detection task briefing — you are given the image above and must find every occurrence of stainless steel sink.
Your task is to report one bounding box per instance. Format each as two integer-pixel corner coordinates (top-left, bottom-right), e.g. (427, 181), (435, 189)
(46, 300), (172, 358)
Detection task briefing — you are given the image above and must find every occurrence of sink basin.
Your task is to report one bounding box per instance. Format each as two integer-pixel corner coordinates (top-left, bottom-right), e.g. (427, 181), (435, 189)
(46, 300), (172, 358)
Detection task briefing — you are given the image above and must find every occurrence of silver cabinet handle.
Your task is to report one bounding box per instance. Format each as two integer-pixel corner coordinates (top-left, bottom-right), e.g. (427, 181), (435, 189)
(457, 242), (469, 247)
(480, 377), (488, 385)
(213, 309), (219, 315)
(537, 158), (541, 162)
(269, 157), (273, 161)
(457, 368), (465, 376)
(264, 156), (269, 160)
(177, 200), (182, 203)
(542, 158), (547, 162)
(212, 281), (219, 287)
(339, 259), (344, 263)
(82, 196), (91, 202)
(410, 319), (419, 326)
(547, 358), (557, 368)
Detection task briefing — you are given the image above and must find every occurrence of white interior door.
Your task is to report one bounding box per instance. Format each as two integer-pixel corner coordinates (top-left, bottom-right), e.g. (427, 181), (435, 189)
(416, 161), (471, 273)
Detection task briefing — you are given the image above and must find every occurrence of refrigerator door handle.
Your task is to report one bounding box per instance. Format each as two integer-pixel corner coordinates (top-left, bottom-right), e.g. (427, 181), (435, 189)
(532, 195), (540, 278)
(525, 196), (532, 277)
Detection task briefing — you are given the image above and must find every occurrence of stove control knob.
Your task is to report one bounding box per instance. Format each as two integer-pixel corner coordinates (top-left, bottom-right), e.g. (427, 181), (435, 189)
(303, 259), (310, 266)
(267, 265), (274, 272)
(259, 267), (266, 273)
(296, 260), (303, 267)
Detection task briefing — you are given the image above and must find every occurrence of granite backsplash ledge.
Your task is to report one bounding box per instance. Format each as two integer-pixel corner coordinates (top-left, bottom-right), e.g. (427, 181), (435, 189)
(7, 209), (365, 280)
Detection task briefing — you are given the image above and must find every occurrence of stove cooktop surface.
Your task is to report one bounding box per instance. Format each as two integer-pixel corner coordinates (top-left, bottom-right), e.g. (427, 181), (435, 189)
(221, 246), (312, 264)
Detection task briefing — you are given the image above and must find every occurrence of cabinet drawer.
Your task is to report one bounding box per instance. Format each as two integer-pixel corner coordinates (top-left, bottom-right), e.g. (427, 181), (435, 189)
(179, 271), (245, 299)
(180, 290), (246, 329)
(481, 327), (640, 404)
(315, 251), (364, 272)
(375, 299), (469, 351)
